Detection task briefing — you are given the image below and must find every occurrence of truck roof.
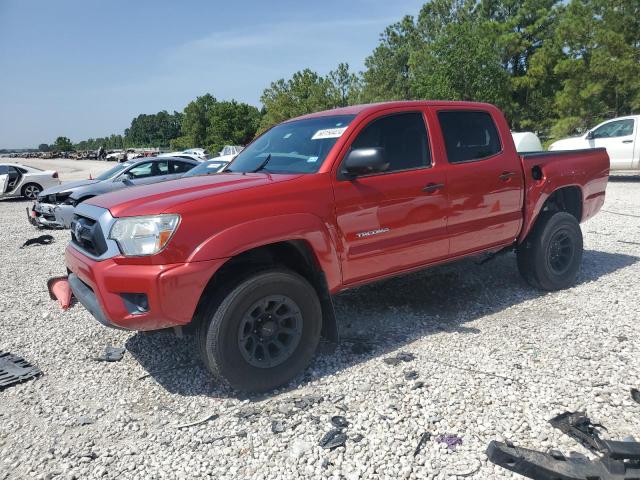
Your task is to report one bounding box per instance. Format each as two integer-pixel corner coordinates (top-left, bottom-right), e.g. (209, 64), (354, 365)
(288, 100), (498, 122)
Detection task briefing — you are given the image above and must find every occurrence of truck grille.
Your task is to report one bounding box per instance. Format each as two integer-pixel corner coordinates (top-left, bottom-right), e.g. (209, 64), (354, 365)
(70, 215), (108, 257)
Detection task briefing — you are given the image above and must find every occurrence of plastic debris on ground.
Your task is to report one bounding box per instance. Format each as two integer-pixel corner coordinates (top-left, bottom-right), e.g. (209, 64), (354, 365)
(0, 351), (42, 390)
(383, 351), (416, 366)
(20, 234), (54, 249)
(47, 276), (73, 310)
(94, 345), (126, 362)
(319, 428), (347, 450)
(414, 432), (432, 456)
(436, 434), (463, 450)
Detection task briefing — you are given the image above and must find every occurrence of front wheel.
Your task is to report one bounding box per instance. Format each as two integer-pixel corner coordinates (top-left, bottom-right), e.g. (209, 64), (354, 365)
(517, 212), (583, 291)
(196, 269), (322, 392)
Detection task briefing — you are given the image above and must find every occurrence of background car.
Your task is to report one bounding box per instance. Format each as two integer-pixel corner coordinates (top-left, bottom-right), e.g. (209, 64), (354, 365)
(0, 163), (60, 200)
(549, 115), (640, 171)
(181, 158), (229, 177)
(31, 157), (198, 228)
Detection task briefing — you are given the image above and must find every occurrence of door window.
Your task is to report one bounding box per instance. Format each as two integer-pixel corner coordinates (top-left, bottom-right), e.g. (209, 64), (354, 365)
(126, 162), (154, 178)
(591, 119), (634, 139)
(438, 111), (502, 163)
(170, 161), (194, 174)
(0, 165), (8, 175)
(350, 112), (431, 173)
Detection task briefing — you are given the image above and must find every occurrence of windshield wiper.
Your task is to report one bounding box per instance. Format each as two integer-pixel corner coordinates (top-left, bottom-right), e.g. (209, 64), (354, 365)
(252, 154), (272, 173)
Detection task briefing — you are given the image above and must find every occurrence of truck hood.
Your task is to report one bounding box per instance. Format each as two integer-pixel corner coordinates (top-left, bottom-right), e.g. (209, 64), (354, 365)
(39, 179), (100, 198)
(87, 172), (302, 217)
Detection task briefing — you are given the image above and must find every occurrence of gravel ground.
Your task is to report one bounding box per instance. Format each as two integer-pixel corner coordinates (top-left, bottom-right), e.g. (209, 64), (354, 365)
(1, 177), (639, 480)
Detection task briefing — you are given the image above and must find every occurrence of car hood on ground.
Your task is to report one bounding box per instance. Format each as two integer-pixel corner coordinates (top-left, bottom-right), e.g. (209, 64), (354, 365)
(88, 173), (302, 218)
(38, 179), (101, 198)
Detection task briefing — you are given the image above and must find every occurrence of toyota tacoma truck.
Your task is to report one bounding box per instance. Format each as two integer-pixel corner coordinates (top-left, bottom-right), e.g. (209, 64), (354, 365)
(64, 101), (609, 392)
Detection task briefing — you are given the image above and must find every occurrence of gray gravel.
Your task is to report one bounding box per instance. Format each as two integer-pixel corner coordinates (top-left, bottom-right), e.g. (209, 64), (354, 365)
(1, 177), (639, 480)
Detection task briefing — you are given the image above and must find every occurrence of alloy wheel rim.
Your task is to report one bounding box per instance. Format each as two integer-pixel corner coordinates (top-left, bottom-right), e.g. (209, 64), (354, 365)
(547, 229), (574, 275)
(237, 295), (303, 368)
(25, 186), (40, 199)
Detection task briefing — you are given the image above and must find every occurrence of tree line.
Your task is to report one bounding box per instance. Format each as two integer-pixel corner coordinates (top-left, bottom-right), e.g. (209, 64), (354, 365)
(43, 0), (639, 153)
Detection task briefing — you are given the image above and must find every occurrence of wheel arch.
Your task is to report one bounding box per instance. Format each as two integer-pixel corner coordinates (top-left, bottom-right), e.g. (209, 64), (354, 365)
(519, 185), (583, 243)
(21, 182), (43, 198)
(192, 239), (339, 342)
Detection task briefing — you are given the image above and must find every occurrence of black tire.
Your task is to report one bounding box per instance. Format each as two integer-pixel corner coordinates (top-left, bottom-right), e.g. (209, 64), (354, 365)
(517, 212), (583, 291)
(21, 183), (42, 200)
(196, 269), (322, 392)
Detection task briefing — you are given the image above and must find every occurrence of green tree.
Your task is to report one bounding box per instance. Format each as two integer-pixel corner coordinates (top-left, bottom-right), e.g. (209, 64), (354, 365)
(38, 143), (50, 152)
(204, 100), (261, 153)
(409, 20), (511, 109)
(551, 0), (640, 137)
(361, 16), (420, 102)
(53, 136), (73, 151)
(259, 69), (335, 129)
(124, 110), (182, 147)
(328, 63), (362, 107)
(181, 94), (217, 147)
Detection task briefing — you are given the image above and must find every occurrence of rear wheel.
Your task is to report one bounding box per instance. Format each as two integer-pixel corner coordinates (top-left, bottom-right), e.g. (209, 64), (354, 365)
(196, 269), (322, 392)
(22, 183), (42, 200)
(517, 212), (583, 291)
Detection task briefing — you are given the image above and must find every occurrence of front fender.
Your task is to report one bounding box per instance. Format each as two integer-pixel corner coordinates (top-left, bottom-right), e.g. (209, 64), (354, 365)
(188, 213), (342, 292)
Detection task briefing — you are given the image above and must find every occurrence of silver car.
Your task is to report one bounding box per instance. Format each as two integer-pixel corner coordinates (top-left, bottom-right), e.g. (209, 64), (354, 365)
(30, 157), (197, 228)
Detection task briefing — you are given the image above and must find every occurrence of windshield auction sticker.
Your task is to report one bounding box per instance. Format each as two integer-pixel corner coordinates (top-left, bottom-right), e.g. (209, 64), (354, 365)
(311, 127), (348, 140)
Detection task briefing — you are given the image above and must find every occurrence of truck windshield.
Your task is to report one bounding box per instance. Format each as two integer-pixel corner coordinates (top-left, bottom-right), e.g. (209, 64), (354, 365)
(226, 115), (356, 174)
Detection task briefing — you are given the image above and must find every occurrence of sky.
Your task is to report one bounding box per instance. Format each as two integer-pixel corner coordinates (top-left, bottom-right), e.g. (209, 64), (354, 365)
(0, 0), (424, 148)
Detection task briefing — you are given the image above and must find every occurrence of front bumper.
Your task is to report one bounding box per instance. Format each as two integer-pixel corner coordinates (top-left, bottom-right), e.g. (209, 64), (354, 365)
(31, 202), (75, 229)
(65, 245), (227, 331)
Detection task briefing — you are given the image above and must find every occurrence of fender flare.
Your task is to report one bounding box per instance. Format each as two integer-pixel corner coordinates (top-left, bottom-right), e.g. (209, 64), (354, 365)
(519, 183), (584, 243)
(188, 213), (342, 292)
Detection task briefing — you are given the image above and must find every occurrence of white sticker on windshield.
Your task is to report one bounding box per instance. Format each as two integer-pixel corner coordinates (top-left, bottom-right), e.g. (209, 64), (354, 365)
(311, 126), (348, 140)
(307, 156), (319, 163)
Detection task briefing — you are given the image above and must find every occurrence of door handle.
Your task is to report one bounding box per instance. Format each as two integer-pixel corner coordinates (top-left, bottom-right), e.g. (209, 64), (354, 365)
(622, 140), (633, 144)
(499, 171), (516, 181)
(422, 183), (444, 193)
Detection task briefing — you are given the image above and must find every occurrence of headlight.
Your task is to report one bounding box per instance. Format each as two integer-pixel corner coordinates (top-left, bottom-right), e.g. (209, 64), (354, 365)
(109, 214), (180, 256)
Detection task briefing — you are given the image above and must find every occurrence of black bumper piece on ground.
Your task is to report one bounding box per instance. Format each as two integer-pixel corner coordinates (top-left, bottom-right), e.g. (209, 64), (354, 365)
(68, 273), (125, 330)
(0, 352), (42, 390)
(487, 440), (640, 479)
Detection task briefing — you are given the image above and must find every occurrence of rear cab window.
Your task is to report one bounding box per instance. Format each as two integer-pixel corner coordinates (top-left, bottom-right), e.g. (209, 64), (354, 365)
(437, 111), (502, 164)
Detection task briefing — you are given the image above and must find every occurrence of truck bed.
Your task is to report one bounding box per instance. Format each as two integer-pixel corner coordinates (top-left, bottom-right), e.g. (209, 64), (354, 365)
(518, 147), (609, 242)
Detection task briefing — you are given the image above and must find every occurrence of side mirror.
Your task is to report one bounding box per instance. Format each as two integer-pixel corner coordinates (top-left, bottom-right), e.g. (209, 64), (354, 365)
(586, 131), (594, 140)
(120, 173), (134, 185)
(342, 147), (388, 178)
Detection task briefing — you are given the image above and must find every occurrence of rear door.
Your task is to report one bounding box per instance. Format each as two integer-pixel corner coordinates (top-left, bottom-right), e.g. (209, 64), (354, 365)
(332, 109), (449, 285)
(588, 118), (636, 170)
(430, 107), (523, 257)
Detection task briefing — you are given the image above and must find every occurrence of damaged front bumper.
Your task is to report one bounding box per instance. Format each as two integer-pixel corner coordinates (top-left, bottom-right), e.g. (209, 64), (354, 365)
(30, 202), (75, 229)
(65, 245), (227, 331)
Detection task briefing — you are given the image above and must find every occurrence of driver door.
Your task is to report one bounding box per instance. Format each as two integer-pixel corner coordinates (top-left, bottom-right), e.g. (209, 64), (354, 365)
(588, 118), (636, 170)
(332, 110), (449, 286)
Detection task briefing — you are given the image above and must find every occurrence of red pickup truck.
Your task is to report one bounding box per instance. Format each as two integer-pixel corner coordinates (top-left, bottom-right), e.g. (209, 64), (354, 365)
(65, 101), (609, 392)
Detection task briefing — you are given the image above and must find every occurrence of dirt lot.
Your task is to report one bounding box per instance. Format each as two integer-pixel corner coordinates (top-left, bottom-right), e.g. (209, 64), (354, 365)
(1, 157), (113, 182)
(0, 177), (639, 479)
